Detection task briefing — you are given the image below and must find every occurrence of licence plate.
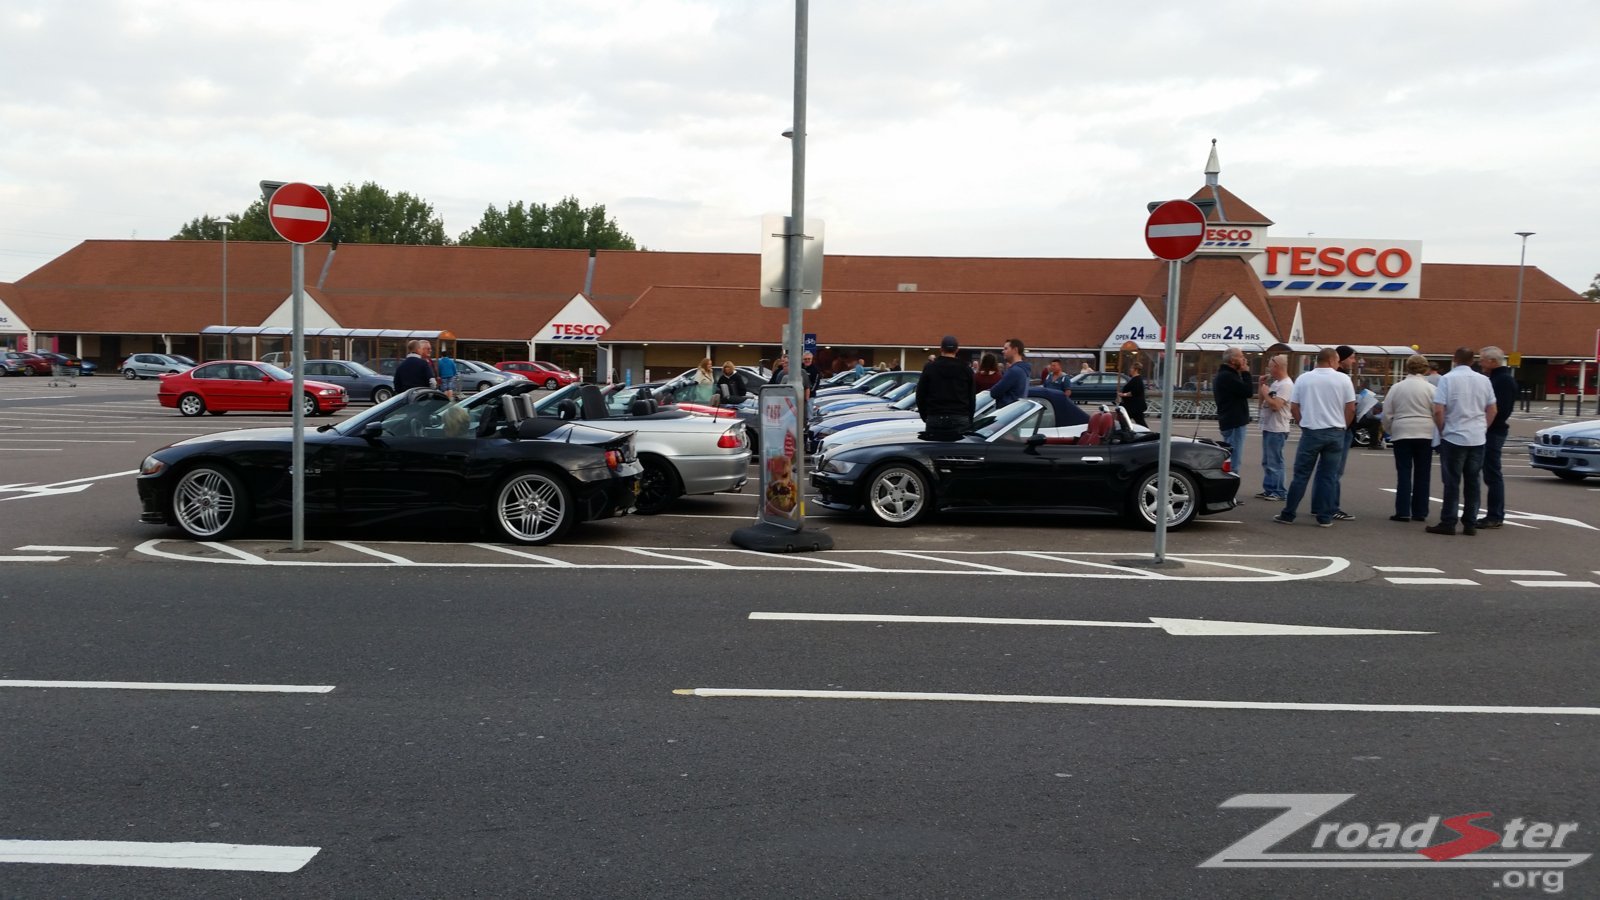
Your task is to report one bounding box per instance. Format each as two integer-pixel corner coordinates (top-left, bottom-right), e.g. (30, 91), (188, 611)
(1531, 446), (1558, 458)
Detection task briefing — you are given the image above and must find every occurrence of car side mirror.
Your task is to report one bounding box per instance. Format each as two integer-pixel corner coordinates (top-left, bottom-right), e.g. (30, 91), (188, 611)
(1025, 433), (1046, 448)
(362, 421), (385, 440)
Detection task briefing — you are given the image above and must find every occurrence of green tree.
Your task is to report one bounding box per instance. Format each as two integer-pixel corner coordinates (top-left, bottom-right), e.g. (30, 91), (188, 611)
(1584, 273), (1600, 302)
(171, 182), (448, 245)
(458, 196), (637, 250)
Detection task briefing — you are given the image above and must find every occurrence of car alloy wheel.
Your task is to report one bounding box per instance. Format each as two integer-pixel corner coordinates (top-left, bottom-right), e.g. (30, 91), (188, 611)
(477, 381), (494, 392)
(866, 464), (929, 526)
(301, 393), (318, 416)
(544, 378), (559, 390)
(172, 465), (250, 540)
(1130, 468), (1199, 530)
(177, 393), (207, 416)
(124, 368), (139, 379)
(492, 470), (574, 544)
(372, 387), (393, 403)
(633, 457), (682, 515)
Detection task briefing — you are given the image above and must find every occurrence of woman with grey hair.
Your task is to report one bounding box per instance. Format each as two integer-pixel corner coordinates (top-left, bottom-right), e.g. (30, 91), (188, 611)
(1381, 353), (1437, 522)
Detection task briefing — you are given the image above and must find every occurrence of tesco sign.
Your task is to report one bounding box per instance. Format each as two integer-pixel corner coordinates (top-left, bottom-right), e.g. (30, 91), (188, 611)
(1249, 238), (1423, 299)
(553, 323), (607, 336)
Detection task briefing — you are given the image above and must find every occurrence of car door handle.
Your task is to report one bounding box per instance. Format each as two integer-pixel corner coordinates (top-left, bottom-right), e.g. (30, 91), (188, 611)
(1082, 456), (1105, 463)
(445, 452), (468, 461)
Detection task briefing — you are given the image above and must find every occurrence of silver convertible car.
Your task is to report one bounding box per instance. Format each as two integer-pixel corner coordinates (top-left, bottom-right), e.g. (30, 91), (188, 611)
(459, 381), (750, 513)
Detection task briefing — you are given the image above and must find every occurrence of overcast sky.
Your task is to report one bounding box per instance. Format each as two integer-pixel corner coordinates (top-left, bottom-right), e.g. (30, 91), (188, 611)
(1, 1), (1596, 293)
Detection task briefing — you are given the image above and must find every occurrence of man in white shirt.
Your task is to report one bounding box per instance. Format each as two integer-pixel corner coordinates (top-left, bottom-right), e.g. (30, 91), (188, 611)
(1426, 346), (1498, 536)
(1256, 354), (1294, 501)
(1274, 348), (1356, 527)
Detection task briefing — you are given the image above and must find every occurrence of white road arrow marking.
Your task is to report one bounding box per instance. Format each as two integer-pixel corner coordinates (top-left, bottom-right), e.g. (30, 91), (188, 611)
(0, 680), (334, 693)
(747, 612), (1432, 636)
(0, 839), (319, 872)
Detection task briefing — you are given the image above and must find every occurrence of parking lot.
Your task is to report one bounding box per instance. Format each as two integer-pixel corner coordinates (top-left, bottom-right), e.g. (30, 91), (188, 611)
(4, 375), (1599, 896)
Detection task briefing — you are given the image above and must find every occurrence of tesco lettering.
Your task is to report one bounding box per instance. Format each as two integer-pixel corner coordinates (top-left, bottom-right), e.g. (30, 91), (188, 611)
(552, 323), (607, 337)
(1264, 245), (1414, 279)
(1207, 227), (1253, 242)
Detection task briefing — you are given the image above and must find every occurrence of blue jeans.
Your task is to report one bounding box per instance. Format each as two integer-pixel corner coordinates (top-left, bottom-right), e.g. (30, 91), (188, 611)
(1391, 438), (1432, 519)
(1483, 430), (1508, 520)
(1261, 430), (1287, 496)
(1437, 440), (1485, 527)
(1331, 428), (1354, 511)
(1281, 427), (1347, 524)
(1220, 425), (1246, 477)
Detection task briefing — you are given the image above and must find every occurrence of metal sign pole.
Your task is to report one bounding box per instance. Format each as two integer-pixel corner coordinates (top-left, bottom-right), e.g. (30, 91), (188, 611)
(291, 243), (306, 551)
(1153, 258), (1181, 562)
(784, 0), (809, 533)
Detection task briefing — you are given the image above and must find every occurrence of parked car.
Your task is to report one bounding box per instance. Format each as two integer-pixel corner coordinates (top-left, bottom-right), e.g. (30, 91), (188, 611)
(156, 360), (348, 417)
(2, 351), (54, 376)
(1065, 370), (1128, 404)
(302, 359), (395, 404)
(809, 391), (998, 453)
(31, 351), (98, 376)
(137, 388), (641, 545)
(459, 380), (750, 515)
(812, 392), (1238, 530)
(813, 380), (920, 418)
(1529, 419), (1600, 482)
(811, 368), (919, 401)
(496, 361), (578, 390)
(121, 353), (194, 379)
(455, 359), (525, 392)
(651, 366), (768, 406)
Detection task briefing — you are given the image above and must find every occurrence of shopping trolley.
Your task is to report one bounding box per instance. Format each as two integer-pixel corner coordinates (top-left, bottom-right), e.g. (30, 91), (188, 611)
(49, 362), (81, 387)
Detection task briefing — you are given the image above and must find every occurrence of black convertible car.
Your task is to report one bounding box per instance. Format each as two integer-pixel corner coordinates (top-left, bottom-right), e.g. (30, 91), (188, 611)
(812, 393), (1239, 529)
(138, 389), (642, 545)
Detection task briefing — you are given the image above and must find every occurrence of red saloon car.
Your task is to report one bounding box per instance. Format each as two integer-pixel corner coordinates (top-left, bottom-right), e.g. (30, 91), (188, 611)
(2, 351), (54, 376)
(496, 360), (578, 389)
(157, 360), (348, 417)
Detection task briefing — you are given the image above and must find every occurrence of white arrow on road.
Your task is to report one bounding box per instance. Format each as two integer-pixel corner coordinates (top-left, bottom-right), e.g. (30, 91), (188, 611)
(747, 612), (1432, 636)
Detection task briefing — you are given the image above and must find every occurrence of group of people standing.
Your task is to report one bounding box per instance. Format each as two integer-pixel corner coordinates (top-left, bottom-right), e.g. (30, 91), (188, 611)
(1215, 343), (1515, 532)
(393, 339), (459, 397)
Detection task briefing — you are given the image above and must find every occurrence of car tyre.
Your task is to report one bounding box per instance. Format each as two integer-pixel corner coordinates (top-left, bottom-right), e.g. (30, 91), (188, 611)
(633, 455), (682, 515)
(477, 380), (494, 392)
(124, 368), (139, 379)
(372, 387), (393, 404)
(177, 393), (207, 417)
(864, 463), (931, 526)
(489, 469), (575, 545)
(544, 377), (560, 390)
(301, 393), (319, 416)
(1128, 467), (1200, 530)
(1553, 470), (1589, 482)
(171, 465), (251, 541)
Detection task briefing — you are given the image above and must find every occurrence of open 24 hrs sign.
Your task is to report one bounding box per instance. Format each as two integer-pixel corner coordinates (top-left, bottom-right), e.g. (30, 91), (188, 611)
(1199, 325), (1265, 342)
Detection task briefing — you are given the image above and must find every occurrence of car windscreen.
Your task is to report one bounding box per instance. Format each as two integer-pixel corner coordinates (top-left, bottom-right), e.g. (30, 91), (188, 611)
(975, 399), (1041, 440)
(890, 391), (918, 411)
(882, 383), (917, 402)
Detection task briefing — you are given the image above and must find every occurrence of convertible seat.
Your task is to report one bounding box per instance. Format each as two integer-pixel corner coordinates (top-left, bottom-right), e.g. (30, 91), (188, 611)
(1078, 412), (1115, 446)
(578, 384), (609, 419)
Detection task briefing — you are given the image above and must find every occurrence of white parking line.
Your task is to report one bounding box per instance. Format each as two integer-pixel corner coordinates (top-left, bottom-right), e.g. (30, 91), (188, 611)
(748, 611), (1433, 636)
(619, 547), (737, 568)
(0, 448), (61, 451)
(880, 550), (1023, 574)
(0, 680), (334, 693)
(674, 687), (1600, 716)
(330, 541), (415, 564)
(1372, 566), (1444, 573)
(1510, 580), (1599, 588)
(0, 555), (67, 562)
(0, 839), (320, 872)
(1384, 577), (1479, 586)
(469, 543), (577, 566)
(15, 545), (116, 553)
(1477, 569), (1565, 577)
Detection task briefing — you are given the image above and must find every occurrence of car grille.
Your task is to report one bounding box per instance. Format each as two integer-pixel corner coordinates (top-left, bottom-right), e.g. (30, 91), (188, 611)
(1538, 434), (1563, 446)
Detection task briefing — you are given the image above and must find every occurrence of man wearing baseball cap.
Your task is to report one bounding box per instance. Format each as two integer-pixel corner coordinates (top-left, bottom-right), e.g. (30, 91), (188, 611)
(916, 335), (976, 440)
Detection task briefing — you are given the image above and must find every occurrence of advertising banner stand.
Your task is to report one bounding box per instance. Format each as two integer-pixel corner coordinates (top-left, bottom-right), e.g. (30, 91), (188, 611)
(731, 383), (834, 552)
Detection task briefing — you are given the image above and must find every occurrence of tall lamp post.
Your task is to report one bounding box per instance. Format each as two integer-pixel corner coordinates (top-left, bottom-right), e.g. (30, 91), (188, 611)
(220, 219), (231, 328)
(1511, 231), (1534, 366)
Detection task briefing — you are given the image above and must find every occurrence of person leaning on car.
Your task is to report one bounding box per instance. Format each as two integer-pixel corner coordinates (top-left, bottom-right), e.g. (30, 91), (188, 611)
(917, 335), (976, 440)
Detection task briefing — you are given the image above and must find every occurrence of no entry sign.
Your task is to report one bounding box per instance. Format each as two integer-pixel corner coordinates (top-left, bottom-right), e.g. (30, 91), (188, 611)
(1145, 200), (1206, 261)
(267, 183), (332, 244)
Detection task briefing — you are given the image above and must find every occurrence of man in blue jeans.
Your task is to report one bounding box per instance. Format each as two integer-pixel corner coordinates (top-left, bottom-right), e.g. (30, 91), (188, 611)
(1275, 348), (1356, 526)
(1428, 346), (1497, 536)
(1213, 347), (1253, 480)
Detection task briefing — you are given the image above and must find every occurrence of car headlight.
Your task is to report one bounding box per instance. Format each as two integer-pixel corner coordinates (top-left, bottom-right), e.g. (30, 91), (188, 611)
(821, 458), (857, 475)
(139, 455), (166, 476)
(319, 388), (339, 395)
(1564, 437), (1600, 449)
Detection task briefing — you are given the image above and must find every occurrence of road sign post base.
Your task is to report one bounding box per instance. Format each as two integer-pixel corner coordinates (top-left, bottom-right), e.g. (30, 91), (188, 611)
(730, 523), (834, 554)
(1115, 557), (1187, 571)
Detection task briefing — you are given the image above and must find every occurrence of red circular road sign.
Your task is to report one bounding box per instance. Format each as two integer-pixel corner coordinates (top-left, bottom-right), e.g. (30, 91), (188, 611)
(267, 182), (332, 244)
(1144, 200), (1206, 261)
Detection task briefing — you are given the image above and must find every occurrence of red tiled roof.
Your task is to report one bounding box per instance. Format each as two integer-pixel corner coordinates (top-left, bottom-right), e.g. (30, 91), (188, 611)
(1138, 256), (1283, 339)
(1187, 184), (1273, 226)
(603, 286), (1137, 349)
(1266, 296), (1598, 357)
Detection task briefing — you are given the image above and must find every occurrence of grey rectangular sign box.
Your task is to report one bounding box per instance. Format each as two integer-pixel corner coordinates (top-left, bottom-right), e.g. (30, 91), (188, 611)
(760, 213), (824, 309)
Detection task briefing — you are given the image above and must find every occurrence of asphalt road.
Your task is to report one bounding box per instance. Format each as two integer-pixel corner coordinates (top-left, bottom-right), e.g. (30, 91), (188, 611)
(3, 377), (1599, 898)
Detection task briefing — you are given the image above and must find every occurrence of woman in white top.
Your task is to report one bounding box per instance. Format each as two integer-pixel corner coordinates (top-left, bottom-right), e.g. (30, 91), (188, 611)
(1381, 353), (1437, 522)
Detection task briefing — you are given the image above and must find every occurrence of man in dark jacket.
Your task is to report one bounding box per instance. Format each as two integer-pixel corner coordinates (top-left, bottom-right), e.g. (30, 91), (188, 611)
(1477, 345), (1518, 528)
(393, 340), (436, 392)
(1213, 347), (1253, 478)
(990, 338), (1031, 407)
(917, 335), (976, 440)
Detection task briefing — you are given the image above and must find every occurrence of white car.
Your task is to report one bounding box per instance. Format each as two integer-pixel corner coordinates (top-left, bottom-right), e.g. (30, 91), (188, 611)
(1528, 420), (1600, 481)
(120, 353), (195, 379)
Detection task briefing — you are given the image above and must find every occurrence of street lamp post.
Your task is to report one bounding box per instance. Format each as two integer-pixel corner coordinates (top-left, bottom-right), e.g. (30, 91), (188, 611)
(1511, 231), (1534, 366)
(220, 219), (231, 328)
